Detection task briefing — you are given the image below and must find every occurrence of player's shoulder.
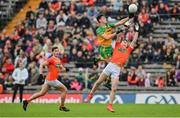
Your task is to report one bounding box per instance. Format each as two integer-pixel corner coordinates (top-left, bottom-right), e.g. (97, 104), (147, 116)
(96, 26), (105, 35)
(96, 26), (105, 31)
(47, 55), (61, 64)
(107, 23), (115, 28)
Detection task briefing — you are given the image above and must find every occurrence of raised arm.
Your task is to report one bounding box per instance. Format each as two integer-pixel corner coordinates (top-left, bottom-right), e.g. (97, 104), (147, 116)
(116, 30), (124, 42)
(130, 23), (139, 48)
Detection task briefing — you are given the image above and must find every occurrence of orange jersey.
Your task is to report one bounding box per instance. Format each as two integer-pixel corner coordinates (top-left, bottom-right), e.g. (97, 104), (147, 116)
(110, 42), (133, 67)
(45, 56), (62, 81)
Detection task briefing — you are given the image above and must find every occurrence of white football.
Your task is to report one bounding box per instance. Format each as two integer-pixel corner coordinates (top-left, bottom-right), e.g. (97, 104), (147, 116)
(128, 4), (138, 13)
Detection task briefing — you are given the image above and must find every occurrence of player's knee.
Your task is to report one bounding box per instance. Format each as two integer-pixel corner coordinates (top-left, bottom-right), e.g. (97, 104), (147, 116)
(64, 88), (68, 93)
(111, 87), (117, 93)
(62, 87), (68, 93)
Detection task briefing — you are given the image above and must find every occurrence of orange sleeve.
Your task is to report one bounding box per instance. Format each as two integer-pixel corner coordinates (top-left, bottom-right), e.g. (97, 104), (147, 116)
(127, 47), (133, 53)
(47, 57), (53, 65)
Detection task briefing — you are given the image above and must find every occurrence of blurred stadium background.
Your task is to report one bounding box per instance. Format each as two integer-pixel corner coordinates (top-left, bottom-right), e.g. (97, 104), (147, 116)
(0, 0), (180, 117)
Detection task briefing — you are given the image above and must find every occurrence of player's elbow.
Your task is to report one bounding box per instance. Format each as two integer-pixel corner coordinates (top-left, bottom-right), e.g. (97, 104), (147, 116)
(104, 36), (112, 40)
(104, 37), (109, 40)
(101, 36), (109, 40)
(102, 34), (112, 40)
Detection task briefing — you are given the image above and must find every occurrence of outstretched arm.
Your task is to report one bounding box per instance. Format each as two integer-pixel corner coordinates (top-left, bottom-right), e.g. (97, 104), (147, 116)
(130, 23), (139, 48)
(114, 12), (135, 28)
(116, 31), (123, 42)
(114, 17), (130, 27)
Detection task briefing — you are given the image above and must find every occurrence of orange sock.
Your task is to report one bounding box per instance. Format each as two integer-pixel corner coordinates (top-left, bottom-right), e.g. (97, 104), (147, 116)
(108, 103), (113, 107)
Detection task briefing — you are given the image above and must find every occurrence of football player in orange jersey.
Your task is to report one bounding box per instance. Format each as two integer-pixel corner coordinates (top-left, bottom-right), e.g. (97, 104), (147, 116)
(23, 47), (70, 112)
(85, 23), (139, 112)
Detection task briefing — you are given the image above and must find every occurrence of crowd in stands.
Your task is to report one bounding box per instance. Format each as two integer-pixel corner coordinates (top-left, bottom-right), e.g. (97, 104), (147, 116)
(126, 65), (179, 88)
(0, 0), (179, 92)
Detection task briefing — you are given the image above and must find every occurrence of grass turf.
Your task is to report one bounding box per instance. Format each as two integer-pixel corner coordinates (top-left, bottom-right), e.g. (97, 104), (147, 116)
(0, 103), (180, 117)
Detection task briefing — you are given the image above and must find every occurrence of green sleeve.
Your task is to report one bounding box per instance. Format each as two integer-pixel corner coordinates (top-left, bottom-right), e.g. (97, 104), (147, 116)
(107, 23), (115, 28)
(96, 27), (105, 35)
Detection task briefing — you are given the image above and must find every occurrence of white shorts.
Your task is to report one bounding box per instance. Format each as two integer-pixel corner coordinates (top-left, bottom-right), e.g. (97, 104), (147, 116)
(102, 62), (121, 79)
(45, 80), (62, 88)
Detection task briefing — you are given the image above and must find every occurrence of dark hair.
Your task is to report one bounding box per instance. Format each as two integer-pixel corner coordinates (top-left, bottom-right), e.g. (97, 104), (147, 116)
(52, 47), (58, 52)
(96, 14), (104, 23)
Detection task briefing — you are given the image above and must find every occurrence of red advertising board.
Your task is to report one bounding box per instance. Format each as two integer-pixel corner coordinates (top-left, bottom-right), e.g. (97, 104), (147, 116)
(0, 94), (82, 103)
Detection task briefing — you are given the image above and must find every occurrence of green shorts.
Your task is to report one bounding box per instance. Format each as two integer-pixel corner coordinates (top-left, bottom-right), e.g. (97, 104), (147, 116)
(98, 46), (113, 60)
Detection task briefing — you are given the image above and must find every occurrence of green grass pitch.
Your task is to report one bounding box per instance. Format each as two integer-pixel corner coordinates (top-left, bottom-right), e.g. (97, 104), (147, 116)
(0, 103), (180, 117)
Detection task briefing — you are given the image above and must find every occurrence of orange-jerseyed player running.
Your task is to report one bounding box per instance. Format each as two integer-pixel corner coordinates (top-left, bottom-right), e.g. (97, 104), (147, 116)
(23, 47), (70, 112)
(85, 23), (139, 112)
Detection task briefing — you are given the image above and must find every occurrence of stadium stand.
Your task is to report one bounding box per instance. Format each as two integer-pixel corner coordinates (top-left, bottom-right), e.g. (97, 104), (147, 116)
(0, 0), (180, 94)
(0, 0), (28, 31)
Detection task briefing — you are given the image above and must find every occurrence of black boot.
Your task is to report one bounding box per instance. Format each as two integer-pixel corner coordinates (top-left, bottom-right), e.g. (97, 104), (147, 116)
(22, 100), (28, 111)
(59, 106), (70, 112)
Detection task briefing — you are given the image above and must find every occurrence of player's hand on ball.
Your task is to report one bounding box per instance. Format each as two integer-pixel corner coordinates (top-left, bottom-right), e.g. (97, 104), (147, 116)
(124, 21), (130, 27)
(134, 23), (140, 32)
(124, 19), (133, 27)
